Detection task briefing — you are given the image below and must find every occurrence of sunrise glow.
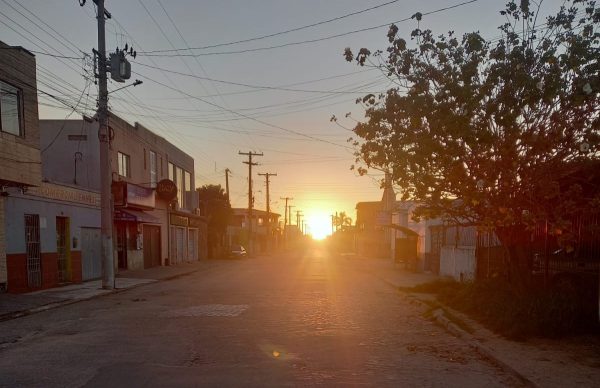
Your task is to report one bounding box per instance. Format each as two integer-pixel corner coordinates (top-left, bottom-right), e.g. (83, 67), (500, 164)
(307, 214), (332, 240)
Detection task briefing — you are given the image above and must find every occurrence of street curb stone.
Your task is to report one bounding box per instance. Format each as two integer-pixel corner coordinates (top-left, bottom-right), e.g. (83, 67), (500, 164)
(0, 265), (213, 323)
(371, 273), (538, 388)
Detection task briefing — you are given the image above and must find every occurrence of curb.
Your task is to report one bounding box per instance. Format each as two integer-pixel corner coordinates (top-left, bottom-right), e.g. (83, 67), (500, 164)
(370, 272), (537, 387)
(0, 264), (214, 323)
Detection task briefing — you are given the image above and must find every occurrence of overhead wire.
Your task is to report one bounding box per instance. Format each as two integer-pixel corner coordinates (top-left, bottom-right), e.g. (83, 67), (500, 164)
(138, 0), (481, 57)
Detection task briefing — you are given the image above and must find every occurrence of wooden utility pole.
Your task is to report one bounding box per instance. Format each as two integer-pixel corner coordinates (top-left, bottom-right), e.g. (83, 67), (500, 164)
(239, 151), (262, 254)
(295, 210), (303, 230)
(224, 168), (231, 205)
(258, 172), (276, 251)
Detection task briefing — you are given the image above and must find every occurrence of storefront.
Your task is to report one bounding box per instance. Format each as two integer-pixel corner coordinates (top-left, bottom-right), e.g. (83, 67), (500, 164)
(168, 211), (204, 264)
(112, 181), (164, 270)
(4, 183), (100, 293)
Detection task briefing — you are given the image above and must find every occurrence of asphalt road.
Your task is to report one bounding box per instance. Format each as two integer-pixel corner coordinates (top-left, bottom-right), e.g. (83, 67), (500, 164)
(0, 247), (522, 387)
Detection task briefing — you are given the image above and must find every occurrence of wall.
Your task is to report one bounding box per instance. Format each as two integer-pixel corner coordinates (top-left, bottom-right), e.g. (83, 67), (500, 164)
(0, 42), (41, 187)
(39, 120), (100, 191)
(5, 190), (100, 255)
(439, 246), (477, 281)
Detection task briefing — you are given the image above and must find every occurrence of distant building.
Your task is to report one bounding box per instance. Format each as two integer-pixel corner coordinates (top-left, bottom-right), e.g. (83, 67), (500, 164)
(227, 208), (280, 253)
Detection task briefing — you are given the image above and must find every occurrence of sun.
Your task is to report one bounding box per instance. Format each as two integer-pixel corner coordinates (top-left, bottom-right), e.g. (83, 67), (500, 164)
(307, 214), (332, 240)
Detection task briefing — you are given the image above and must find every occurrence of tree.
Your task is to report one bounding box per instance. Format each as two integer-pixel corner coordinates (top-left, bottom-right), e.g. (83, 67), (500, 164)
(345, 1), (600, 272)
(197, 184), (232, 257)
(334, 211), (353, 231)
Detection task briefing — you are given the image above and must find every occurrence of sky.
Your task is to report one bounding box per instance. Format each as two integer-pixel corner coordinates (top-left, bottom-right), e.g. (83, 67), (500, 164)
(0, 0), (566, 238)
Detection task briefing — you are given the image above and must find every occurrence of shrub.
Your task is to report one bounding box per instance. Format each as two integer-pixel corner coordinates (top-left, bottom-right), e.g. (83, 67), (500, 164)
(408, 278), (598, 339)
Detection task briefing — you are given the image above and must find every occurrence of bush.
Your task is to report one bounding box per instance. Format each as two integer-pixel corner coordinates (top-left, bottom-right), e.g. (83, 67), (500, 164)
(409, 278), (598, 339)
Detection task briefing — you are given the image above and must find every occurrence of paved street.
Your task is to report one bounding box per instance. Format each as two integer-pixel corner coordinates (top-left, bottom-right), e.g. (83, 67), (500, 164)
(0, 247), (521, 387)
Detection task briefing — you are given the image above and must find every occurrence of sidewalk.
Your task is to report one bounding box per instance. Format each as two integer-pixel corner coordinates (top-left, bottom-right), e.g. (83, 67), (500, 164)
(348, 255), (600, 388)
(0, 260), (216, 322)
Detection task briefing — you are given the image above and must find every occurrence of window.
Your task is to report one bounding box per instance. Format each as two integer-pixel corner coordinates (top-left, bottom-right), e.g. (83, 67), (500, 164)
(117, 152), (130, 177)
(185, 170), (192, 193)
(149, 150), (157, 188)
(168, 162), (174, 181)
(176, 166), (184, 207)
(0, 80), (22, 136)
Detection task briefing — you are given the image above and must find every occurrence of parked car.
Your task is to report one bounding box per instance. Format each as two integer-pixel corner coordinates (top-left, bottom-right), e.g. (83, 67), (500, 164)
(228, 245), (247, 259)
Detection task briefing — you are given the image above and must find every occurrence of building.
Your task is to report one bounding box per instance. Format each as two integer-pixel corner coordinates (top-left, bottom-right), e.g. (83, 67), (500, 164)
(227, 208), (280, 253)
(40, 114), (205, 271)
(0, 42), (43, 292)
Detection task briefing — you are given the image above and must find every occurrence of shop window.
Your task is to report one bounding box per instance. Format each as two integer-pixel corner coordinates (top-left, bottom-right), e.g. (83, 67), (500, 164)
(0, 80), (23, 136)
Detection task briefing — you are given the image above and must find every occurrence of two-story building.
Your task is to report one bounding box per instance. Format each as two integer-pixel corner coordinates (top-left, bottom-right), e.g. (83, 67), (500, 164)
(0, 42), (43, 292)
(40, 113), (205, 272)
(1, 42), (100, 293)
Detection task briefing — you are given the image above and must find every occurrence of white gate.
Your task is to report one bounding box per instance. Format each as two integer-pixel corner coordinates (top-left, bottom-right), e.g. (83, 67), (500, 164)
(81, 227), (101, 280)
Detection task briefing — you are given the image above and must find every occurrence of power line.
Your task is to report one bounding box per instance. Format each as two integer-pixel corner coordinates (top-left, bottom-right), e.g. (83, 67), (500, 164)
(138, 0), (481, 57)
(132, 61), (388, 94)
(135, 71), (353, 150)
(139, 0), (403, 54)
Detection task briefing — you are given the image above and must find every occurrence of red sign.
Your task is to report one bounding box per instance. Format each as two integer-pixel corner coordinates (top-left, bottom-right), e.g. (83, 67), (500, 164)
(157, 179), (177, 201)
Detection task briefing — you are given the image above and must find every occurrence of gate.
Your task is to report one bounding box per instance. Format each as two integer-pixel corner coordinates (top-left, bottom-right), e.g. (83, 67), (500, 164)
(24, 214), (41, 288)
(81, 227), (101, 280)
(56, 217), (70, 283)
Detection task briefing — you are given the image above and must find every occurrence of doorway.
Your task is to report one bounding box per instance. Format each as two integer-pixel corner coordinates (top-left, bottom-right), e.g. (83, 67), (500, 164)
(143, 225), (161, 268)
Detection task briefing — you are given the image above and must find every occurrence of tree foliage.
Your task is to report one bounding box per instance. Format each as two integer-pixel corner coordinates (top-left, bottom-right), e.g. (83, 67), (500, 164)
(345, 0), (600, 249)
(197, 184), (232, 248)
(334, 211), (353, 231)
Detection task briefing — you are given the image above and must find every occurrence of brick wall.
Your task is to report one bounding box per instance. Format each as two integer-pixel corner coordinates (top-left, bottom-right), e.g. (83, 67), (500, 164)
(0, 41), (42, 187)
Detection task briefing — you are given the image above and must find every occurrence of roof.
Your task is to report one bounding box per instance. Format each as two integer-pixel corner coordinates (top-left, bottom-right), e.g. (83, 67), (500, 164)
(232, 208), (280, 217)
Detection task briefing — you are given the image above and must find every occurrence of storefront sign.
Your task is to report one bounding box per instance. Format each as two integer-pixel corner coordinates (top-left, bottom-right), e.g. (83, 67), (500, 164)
(113, 181), (155, 209)
(189, 217), (205, 228)
(29, 183), (100, 207)
(157, 179), (177, 201)
(170, 214), (189, 227)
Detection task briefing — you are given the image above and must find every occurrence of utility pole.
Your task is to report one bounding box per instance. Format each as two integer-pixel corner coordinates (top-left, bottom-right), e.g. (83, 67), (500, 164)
(296, 210), (303, 230)
(239, 151), (263, 254)
(92, 0), (114, 290)
(258, 172), (276, 251)
(224, 168), (231, 205)
(280, 196), (292, 245)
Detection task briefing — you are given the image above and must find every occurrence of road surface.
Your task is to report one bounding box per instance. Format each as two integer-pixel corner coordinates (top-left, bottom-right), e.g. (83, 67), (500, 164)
(0, 247), (521, 387)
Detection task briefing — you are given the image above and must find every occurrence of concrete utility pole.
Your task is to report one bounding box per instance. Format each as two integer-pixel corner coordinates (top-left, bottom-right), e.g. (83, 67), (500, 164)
(95, 0), (115, 290)
(280, 197), (292, 244)
(224, 168), (231, 205)
(239, 151), (263, 254)
(258, 172), (276, 251)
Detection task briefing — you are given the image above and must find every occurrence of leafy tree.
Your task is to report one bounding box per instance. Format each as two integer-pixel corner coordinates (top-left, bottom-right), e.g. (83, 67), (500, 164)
(345, 1), (600, 271)
(198, 184), (232, 255)
(334, 211), (353, 231)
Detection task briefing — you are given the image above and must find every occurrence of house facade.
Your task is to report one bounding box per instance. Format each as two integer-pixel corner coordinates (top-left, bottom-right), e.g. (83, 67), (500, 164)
(40, 114), (205, 272)
(0, 42), (43, 292)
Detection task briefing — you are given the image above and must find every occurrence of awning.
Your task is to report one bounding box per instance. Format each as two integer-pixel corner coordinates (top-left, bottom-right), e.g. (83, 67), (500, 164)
(114, 209), (160, 224)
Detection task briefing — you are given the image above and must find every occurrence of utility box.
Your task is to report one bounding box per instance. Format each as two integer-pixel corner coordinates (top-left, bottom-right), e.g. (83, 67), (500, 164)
(109, 51), (131, 82)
